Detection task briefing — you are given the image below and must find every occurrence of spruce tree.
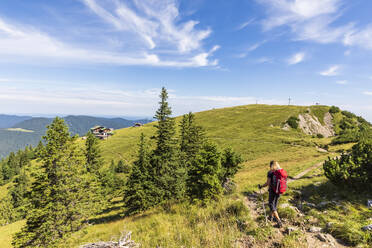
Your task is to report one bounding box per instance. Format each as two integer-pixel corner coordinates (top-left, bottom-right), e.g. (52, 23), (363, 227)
(179, 112), (205, 162)
(220, 147), (243, 184)
(124, 133), (156, 214)
(84, 131), (106, 212)
(152, 87), (185, 202)
(85, 131), (103, 173)
(2, 152), (17, 181)
(187, 142), (223, 202)
(12, 117), (92, 248)
(9, 168), (30, 217)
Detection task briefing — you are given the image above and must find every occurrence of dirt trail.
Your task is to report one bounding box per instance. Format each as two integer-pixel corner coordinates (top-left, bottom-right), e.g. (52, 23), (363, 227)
(241, 161), (347, 248)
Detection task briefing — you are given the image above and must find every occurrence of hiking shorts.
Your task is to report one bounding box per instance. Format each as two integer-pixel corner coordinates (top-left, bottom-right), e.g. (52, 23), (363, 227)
(268, 189), (280, 212)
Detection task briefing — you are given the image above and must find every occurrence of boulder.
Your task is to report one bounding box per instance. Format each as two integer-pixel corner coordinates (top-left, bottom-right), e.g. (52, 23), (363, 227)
(367, 199), (372, 208)
(285, 226), (298, 235)
(316, 233), (336, 245)
(309, 226), (322, 233)
(362, 224), (372, 231)
(81, 231), (139, 248)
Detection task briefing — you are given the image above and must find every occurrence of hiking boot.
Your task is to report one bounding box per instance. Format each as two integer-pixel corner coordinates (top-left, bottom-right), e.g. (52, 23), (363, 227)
(276, 220), (283, 228)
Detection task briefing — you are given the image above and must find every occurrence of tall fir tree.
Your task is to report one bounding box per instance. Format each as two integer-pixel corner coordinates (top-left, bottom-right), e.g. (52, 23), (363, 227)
(12, 117), (93, 248)
(9, 168), (30, 218)
(151, 87), (185, 202)
(2, 152), (17, 181)
(187, 142), (223, 202)
(84, 131), (107, 211)
(124, 133), (157, 214)
(85, 131), (103, 173)
(179, 112), (205, 162)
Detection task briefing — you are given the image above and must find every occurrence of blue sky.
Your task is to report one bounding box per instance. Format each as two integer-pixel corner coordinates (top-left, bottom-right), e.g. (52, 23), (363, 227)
(0, 0), (372, 120)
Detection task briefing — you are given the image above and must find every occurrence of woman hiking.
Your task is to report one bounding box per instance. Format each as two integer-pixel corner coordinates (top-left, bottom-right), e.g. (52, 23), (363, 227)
(258, 160), (287, 227)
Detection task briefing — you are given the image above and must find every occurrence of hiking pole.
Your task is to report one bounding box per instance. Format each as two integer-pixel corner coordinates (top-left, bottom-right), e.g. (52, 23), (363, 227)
(259, 186), (268, 226)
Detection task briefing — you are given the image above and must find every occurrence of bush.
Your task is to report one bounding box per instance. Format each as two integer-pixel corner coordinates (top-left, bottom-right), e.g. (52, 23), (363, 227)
(286, 116), (299, 129)
(341, 111), (356, 119)
(323, 140), (372, 191)
(329, 106), (340, 114)
(316, 134), (324, 138)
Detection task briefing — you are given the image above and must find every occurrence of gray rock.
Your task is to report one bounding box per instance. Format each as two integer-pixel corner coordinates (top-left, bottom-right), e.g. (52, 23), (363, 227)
(304, 202), (316, 208)
(309, 226), (322, 233)
(81, 231), (139, 248)
(285, 226), (298, 235)
(362, 224), (372, 231)
(316, 233), (336, 245)
(326, 222), (334, 229)
(318, 201), (331, 207)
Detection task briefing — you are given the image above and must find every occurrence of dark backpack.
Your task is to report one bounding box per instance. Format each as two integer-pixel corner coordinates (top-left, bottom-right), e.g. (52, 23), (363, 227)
(272, 169), (288, 194)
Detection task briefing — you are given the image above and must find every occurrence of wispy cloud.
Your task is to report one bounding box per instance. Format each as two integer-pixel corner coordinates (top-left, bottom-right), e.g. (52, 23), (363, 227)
(287, 52), (305, 65)
(236, 41), (266, 58)
(257, 0), (372, 51)
(320, 65), (340, 76)
(336, 80), (347, 85)
(363, 91), (372, 96)
(82, 0), (212, 54)
(236, 18), (255, 30)
(0, 0), (218, 67)
(256, 57), (273, 64)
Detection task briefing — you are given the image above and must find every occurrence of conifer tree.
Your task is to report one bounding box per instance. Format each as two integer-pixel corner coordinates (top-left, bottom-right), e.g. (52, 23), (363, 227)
(220, 147), (243, 184)
(187, 142), (223, 202)
(85, 131), (103, 173)
(2, 152), (17, 181)
(179, 112), (205, 162)
(124, 133), (156, 214)
(12, 117), (92, 248)
(9, 168), (30, 217)
(151, 87), (185, 202)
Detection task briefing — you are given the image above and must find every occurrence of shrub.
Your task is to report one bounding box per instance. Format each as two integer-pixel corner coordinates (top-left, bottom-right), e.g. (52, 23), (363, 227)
(286, 116), (299, 129)
(329, 106), (340, 114)
(341, 110), (356, 119)
(323, 140), (372, 191)
(316, 134), (324, 138)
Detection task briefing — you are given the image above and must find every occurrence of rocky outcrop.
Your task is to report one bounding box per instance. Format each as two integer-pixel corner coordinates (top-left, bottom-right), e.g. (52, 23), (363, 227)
(298, 113), (335, 138)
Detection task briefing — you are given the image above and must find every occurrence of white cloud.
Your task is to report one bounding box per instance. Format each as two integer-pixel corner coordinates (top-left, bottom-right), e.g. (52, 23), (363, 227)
(256, 57), (273, 64)
(236, 18), (255, 30)
(257, 0), (372, 51)
(82, 0), (212, 54)
(363, 91), (372, 96)
(287, 52), (305, 65)
(336, 80), (347, 85)
(0, 1), (218, 67)
(320, 65), (340, 76)
(343, 25), (372, 50)
(236, 41), (266, 58)
(0, 83), (283, 116)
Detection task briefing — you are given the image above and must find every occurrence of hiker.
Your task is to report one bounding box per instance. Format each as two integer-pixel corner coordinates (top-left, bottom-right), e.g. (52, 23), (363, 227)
(258, 160), (287, 227)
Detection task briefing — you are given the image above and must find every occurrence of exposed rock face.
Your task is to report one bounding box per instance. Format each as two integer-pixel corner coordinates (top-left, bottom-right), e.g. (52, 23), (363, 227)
(298, 113), (335, 138)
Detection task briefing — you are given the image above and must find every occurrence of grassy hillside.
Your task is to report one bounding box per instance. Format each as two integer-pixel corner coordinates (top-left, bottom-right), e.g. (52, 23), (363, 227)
(0, 104), (361, 247)
(63, 104), (349, 247)
(99, 105), (315, 165)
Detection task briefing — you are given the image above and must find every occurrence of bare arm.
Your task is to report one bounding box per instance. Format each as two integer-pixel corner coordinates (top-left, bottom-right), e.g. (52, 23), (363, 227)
(261, 177), (271, 188)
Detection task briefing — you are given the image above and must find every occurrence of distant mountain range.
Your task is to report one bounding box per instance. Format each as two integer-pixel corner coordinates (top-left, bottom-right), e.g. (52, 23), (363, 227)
(0, 114), (32, 128)
(0, 115), (151, 158)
